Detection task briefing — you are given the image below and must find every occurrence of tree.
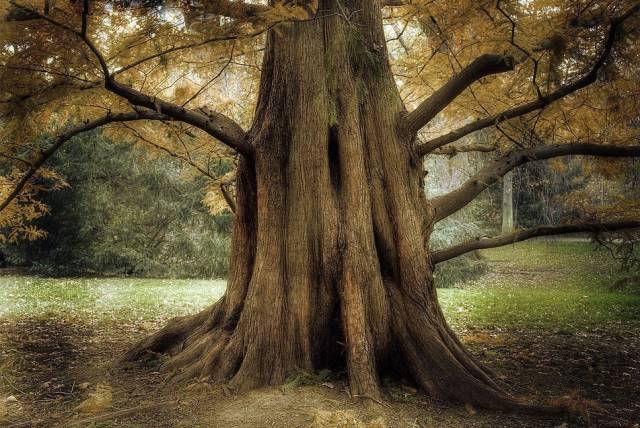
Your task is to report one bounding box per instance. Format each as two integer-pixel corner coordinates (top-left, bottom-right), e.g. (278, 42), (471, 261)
(501, 171), (514, 233)
(1, 0), (640, 416)
(1, 129), (233, 277)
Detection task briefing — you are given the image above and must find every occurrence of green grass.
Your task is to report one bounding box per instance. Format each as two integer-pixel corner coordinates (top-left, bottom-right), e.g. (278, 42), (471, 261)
(0, 241), (638, 332)
(439, 240), (640, 331)
(0, 277), (225, 322)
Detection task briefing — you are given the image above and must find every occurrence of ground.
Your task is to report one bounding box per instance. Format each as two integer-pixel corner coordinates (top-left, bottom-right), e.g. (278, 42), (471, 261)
(0, 241), (638, 427)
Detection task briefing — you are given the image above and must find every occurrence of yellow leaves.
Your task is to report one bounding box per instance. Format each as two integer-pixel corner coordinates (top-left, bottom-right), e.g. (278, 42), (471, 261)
(258, 1), (318, 23)
(38, 167), (69, 190)
(203, 169), (236, 216)
(549, 158), (568, 173)
(0, 166), (64, 243)
(203, 186), (231, 216)
(394, 0), (640, 152)
(172, 82), (193, 105)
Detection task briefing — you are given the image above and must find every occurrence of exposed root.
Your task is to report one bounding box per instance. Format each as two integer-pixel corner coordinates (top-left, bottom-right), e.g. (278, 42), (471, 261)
(118, 304), (218, 364)
(121, 297), (577, 423)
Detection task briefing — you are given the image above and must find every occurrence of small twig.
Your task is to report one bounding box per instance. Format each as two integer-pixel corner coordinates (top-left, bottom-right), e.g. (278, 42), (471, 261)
(1, 374), (28, 396)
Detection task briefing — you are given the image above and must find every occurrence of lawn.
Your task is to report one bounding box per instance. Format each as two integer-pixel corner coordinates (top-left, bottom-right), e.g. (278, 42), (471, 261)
(438, 240), (640, 331)
(0, 240), (638, 427)
(1, 241), (637, 332)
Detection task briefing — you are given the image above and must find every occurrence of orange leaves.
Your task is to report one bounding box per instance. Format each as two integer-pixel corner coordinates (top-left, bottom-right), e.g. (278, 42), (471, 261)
(0, 169), (55, 243)
(393, 0), (639, 155)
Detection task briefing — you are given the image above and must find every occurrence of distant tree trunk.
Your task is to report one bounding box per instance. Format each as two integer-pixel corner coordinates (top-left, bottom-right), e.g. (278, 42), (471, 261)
(502, 171), (514, 233)
(122, 1), (561, 414)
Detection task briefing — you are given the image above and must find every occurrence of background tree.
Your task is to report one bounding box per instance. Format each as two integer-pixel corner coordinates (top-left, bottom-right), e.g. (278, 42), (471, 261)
(1, 0), (640, 417)
(1, 129), (233, 277)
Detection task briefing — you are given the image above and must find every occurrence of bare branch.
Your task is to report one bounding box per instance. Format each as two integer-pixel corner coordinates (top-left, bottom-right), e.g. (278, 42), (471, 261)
(432, 221), (640, 264)
(430, 142), (498, 156)
(121, 122), (215, 180)
(432, 143), (640, 222)
(404, 54), (515, 136)
(416, 3), (640, 156)
(0, 110), (168, 214)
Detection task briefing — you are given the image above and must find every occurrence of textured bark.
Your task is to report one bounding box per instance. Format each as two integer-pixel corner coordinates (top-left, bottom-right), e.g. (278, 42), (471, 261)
(502, 171), (514, 233)
(123, 1), (568, 415)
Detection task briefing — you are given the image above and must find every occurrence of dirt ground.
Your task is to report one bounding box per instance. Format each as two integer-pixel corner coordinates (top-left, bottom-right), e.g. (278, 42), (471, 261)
(0, 314), (638, 427)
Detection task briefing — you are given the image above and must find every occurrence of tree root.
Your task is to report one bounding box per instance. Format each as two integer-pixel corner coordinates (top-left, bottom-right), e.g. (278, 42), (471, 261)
(119, 292), (588, 424)
(118, 303), (219, 364)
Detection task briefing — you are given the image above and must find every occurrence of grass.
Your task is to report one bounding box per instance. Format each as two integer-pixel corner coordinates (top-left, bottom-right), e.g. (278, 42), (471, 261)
(0, 277), (225, 323)
(0, 240), (637, 333)
(438, 240), (640, 331)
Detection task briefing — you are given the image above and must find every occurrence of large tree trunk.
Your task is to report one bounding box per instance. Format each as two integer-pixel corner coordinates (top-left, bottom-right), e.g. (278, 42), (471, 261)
(122, 1), (562, 414)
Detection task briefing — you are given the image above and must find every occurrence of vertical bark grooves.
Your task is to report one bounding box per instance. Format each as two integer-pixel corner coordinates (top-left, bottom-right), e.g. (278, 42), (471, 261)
(122, 0), (569, 417)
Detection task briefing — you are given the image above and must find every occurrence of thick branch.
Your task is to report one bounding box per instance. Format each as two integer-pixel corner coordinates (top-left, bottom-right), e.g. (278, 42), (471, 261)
(432, 143), (640, 222)
(0, 111), (168, 213)
(405, 54), (515, 136)
(105, 81), (251, 156)
(432, 221), (640, 264)
(416, 3), (640, 156)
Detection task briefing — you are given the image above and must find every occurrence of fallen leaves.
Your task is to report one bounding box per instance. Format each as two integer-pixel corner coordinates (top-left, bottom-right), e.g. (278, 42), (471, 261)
(309, 410), (387, 428)
(0, 400), (7, 422)
(74, 383), (112, 414)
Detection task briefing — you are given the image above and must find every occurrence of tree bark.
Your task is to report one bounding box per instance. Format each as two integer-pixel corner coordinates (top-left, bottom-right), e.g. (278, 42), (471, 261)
(122, 0), (567, 414)
(502, 171), (514, 233)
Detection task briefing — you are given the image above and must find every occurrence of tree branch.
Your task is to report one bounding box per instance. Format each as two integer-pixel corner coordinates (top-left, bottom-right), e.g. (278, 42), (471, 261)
(416, 3), (640, 156)
(404, 54), (516, 136)
(220, 183), (237, 213)
(81, 0), (89, 37)
(0, 110), (168, 214)
(105, 80), (251, 156)
(431, 143), (640, 222)
(432, 221), (640, 264)
(381, 0), (411, 6)
(7, 1), (252, 157)
(430, 142), (498, 156)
